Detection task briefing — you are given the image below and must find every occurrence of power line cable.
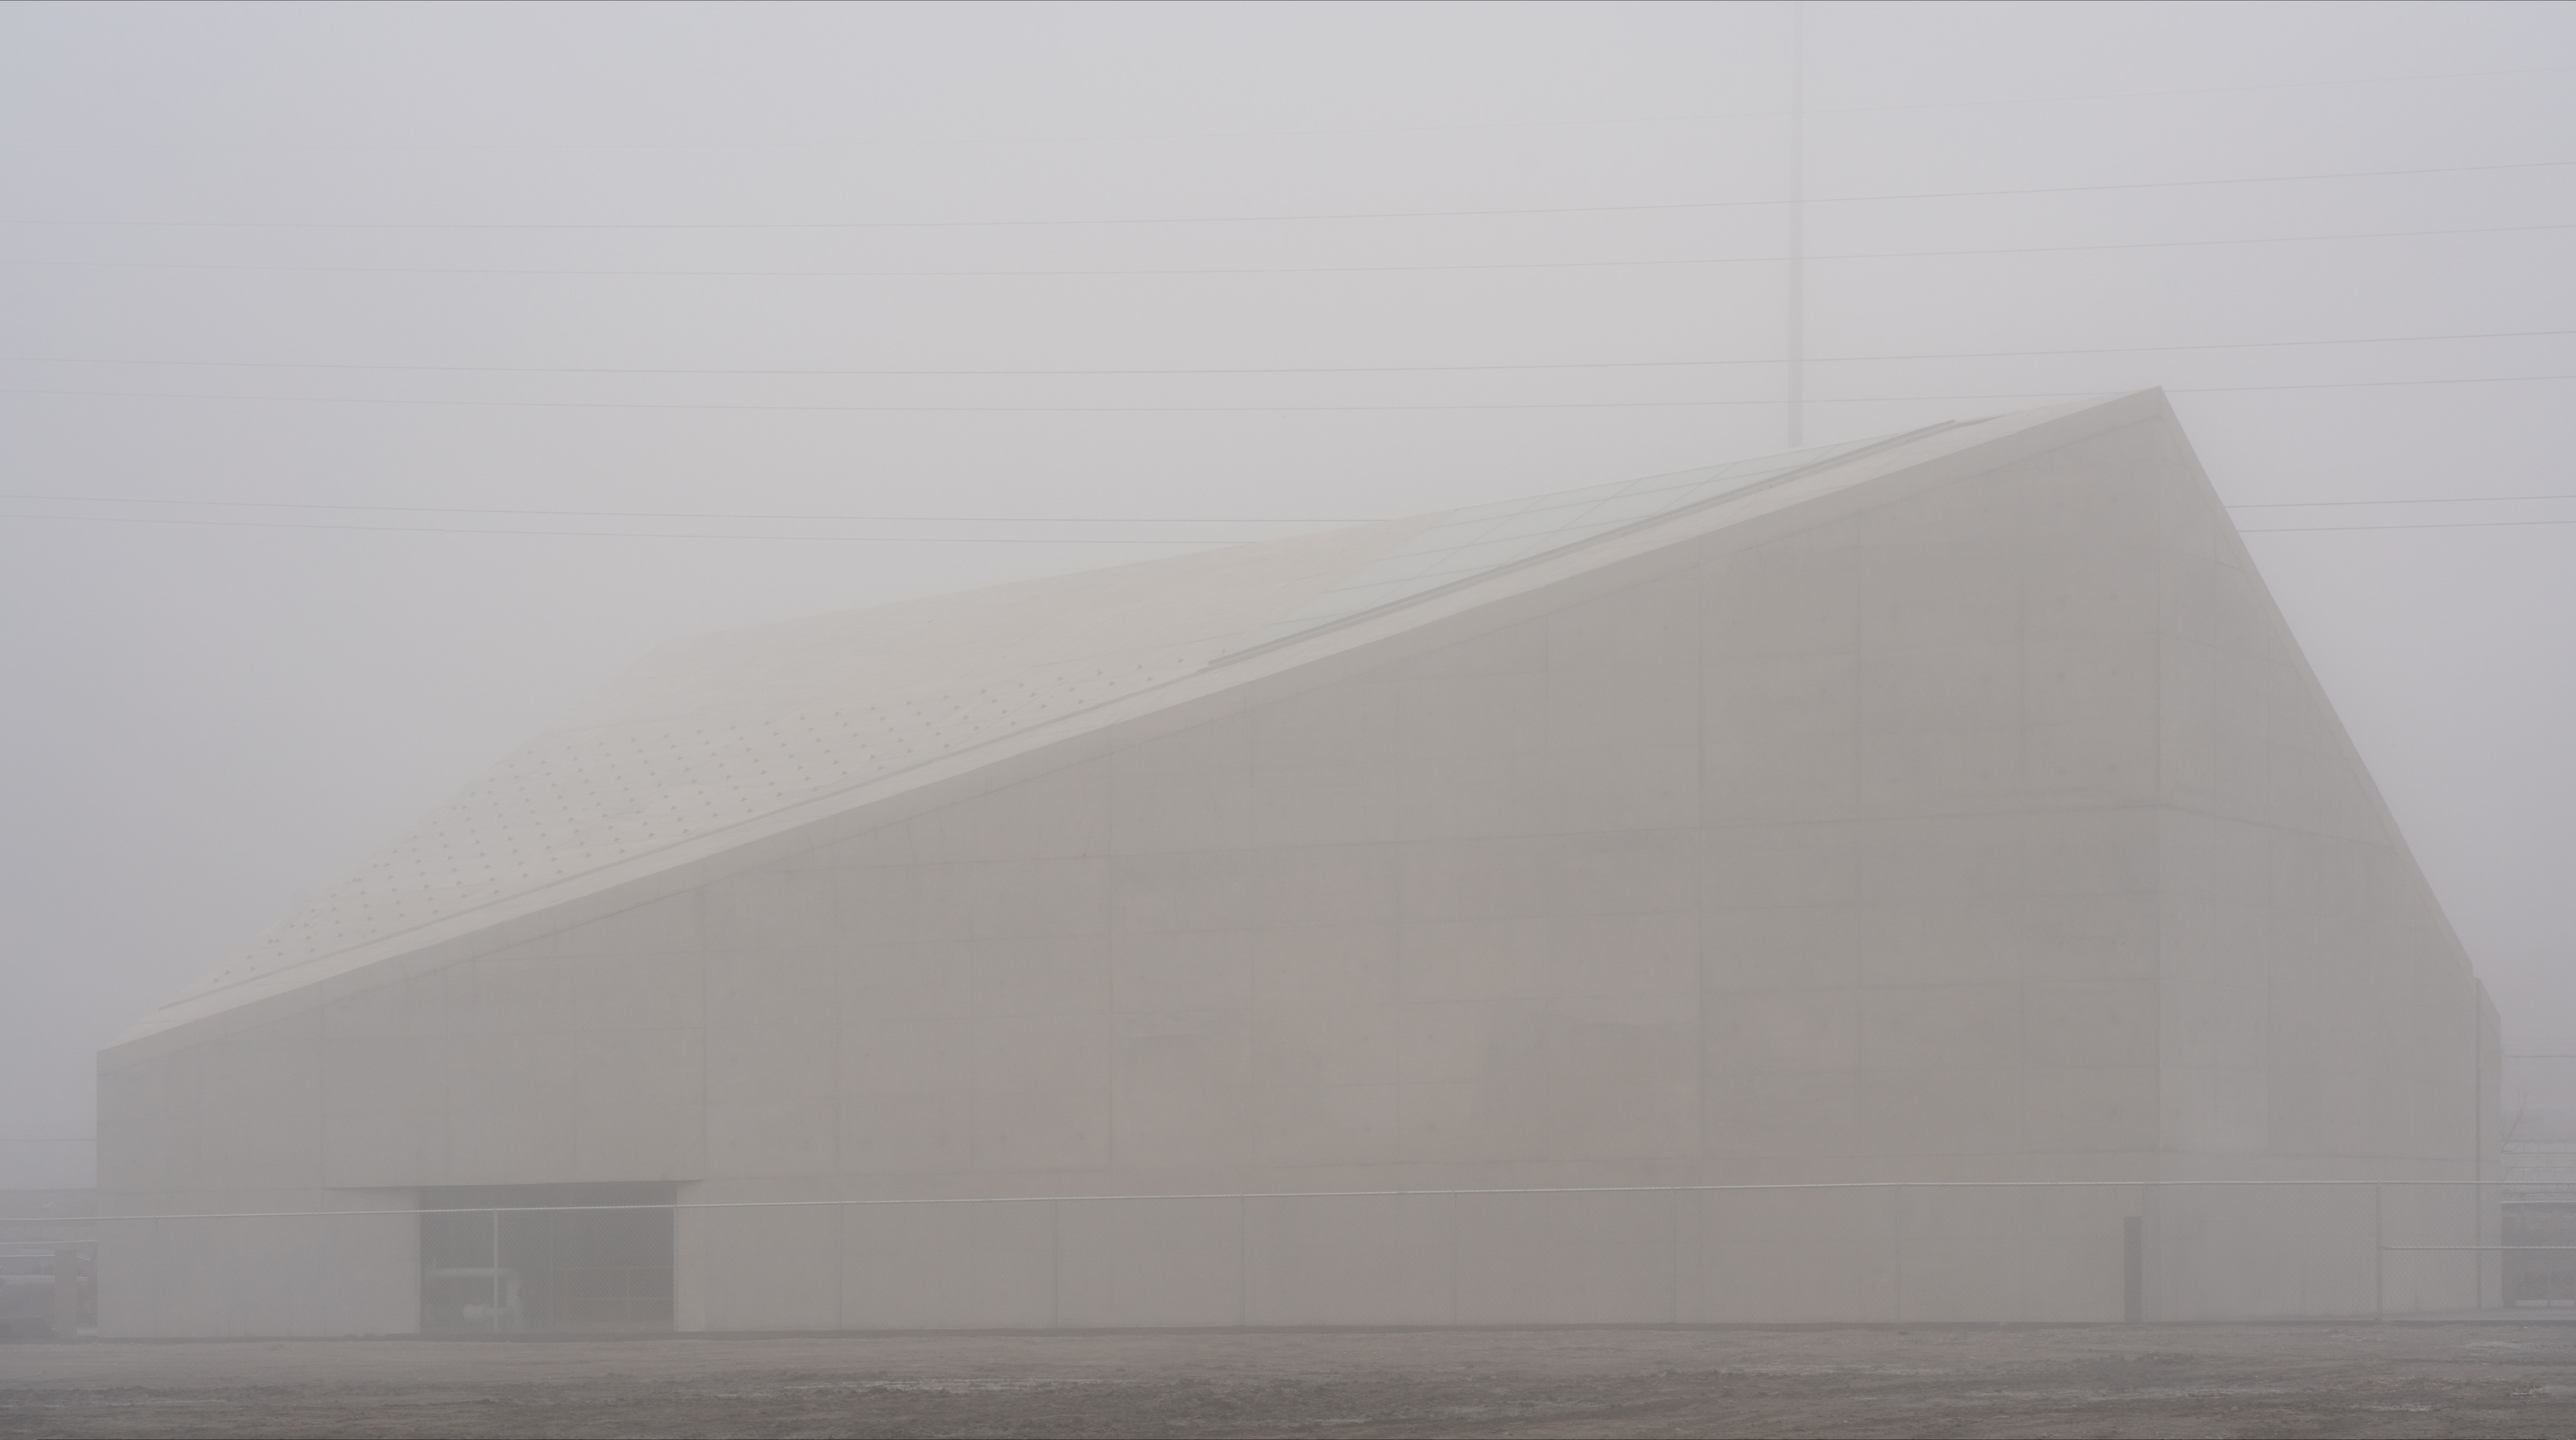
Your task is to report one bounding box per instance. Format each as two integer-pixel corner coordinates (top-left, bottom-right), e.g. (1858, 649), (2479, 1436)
(2239, 518), (2576, 534)
(7, 493), (2565, 525)
(2166, 374), (2576, 396)
(8, 159), (2571, 231)
(4, 63), (2564, 153)
(0, 388), (1868, 414)
(7, 509), (2572, 543)
(14, 328), (2576, 379)
(2230, 494), (2576, 508)
(0, 494), (1375, 523)
(0, 512), (1279, 543)
(10, 373), (2576, 416)
(1815, 64), (2576, 116)
(20, 220), (2567, 280)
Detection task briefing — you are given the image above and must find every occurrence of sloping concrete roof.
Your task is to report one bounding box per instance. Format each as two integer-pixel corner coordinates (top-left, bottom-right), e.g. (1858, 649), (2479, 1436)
(1218, 428), (1934, 660)
(163, 515), (1435, 1015)
(146, 404), (2145, 1036)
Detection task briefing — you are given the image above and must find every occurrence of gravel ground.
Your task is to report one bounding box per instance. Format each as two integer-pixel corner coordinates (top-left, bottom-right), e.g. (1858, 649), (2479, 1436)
(10, 1320), (2576, 1438)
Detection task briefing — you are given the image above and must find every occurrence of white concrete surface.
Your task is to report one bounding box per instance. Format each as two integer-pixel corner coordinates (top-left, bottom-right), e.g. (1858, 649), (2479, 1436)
(98, 392), (2499, 1334)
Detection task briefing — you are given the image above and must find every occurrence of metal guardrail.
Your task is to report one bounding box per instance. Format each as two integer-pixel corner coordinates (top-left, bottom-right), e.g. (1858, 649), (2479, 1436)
(100, 1178), (2568, 1331)
(91, 1176), (2547, 1222)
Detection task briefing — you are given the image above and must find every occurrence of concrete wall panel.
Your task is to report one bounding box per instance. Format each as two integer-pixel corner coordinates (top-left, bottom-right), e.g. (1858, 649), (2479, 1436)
(841, 1201), (1056, 1330)
(101, 399), (2498, 1332)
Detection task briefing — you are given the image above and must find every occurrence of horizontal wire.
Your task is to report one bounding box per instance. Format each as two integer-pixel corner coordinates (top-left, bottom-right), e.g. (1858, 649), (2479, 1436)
(2166, 374), (2576, 395)
(2230, 493), (2576, 508)
(10, 372), (2576, 416)
(0, 494), (1371, 524)
(13, 221), (2572, 279)
(10, 512), (2574, 545)
(2241, 518), (2576, 534)
(8, 493), (2569, 525)
(13, 328), (2576, 381)
(1814, 64), (2576, 117)
(60, 1173), (2576, 1224)
(4, 64), (2563, 153)
(7, 159), (2571, 231)
(2, 387), (1918, 413)
(0, 512), (1263, 543)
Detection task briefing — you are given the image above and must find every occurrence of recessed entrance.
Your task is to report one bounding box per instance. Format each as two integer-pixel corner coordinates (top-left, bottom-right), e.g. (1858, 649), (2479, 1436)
(420, 1183), (675, 1333)
(2506, 1202), (2576, 1308)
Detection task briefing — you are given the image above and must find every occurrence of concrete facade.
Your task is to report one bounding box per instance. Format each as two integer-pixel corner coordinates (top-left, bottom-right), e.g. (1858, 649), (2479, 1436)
(99, 392), (2499, 1335)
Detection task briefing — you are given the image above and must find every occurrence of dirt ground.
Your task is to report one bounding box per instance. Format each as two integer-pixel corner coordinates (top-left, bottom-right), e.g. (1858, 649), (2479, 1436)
(10, 1320), (2576, 1438)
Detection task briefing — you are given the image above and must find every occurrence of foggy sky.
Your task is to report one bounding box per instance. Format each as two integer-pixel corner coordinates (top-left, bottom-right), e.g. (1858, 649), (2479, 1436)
(4, 0), (2572, 1187)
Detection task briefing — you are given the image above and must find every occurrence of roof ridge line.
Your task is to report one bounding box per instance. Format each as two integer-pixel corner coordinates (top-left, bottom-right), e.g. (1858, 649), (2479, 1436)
(1208, 420), (1962, 668)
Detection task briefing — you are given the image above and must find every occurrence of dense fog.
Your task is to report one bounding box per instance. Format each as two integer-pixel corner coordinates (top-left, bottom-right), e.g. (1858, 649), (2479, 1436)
(2, 0), (2571, 1196)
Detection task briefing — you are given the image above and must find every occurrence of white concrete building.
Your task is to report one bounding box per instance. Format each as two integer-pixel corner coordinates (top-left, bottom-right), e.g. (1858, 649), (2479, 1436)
(99, 391), (2500, 1336)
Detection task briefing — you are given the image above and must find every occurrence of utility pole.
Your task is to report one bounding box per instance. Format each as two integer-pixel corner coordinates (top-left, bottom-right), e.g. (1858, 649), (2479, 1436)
(1785, 0), (1806, 449)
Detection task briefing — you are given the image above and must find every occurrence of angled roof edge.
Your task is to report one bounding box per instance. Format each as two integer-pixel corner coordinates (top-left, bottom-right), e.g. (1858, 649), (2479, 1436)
(1209, 421), (1962, 667)
(2145, 398), (2484, 987)
(1215, 391), (2166, 693)
(140, 517), (1438, 1033)
(114, 392), (2158, 1051)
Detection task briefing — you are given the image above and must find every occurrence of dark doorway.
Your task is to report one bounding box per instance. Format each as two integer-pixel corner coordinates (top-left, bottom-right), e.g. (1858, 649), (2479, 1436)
(2506, 1202), (2576, 1308)
(420, 1183), (675, 1333)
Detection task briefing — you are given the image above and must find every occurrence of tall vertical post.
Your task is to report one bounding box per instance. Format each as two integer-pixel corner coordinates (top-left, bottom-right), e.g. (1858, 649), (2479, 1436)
(1785, 0), (1805, 448)
(490, 1209), (501, 1334)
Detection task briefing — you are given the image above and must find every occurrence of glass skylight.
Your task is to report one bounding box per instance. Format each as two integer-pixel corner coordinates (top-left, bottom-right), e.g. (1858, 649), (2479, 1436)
(1218, 424), (1949, 661)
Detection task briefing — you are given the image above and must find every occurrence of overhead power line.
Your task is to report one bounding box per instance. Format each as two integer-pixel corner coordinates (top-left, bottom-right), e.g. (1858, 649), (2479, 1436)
(8, 494), (2566, 525)
(1813, 64), (2576, 117)
(13, 328), (2576, 379)
(0, 387), (1869, 414)
(2, 64), (2563, 153)
(2238, 518), (2576, 534)
(0, 512), (1281, 544)
(2230, 493), (2576, 508)
(7, 159), (2571, 231)
(7, 510), (2571, 543)
(0, 494), (1376, 524)
(2164, 374), (2576, 396)
(20, 221), (2568, 281)
(11, 373), (2576, 416)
